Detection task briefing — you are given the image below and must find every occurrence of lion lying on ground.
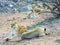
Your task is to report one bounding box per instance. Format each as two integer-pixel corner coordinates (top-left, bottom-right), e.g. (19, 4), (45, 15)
(32, 4), (42, 13)
(5, 22), (49, 41)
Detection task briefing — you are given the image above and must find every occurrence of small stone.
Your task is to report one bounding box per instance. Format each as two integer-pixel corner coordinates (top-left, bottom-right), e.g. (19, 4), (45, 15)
(24, 44), (26, 45)
(3, 33), (5, 35)
(23, 18), (27, 20)
(13, 17), (15, 20)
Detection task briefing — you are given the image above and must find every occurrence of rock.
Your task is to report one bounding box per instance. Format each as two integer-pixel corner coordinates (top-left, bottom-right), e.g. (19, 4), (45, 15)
(12, 17), (15, 20)
(23, 18), (27, 20)
(18, 5), (32, 12)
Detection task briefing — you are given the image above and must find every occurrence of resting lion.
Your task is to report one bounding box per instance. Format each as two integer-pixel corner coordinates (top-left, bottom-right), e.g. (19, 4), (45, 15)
(5, 22), (49, 41)
(32, 4), (42, 13)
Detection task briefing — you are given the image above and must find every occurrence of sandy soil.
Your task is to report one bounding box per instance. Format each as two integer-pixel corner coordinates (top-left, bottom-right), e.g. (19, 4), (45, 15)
(0, 12), (60, 45)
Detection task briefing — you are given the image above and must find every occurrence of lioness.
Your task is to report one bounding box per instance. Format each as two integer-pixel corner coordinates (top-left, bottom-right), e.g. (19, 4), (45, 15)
(5, 22), (49, 41)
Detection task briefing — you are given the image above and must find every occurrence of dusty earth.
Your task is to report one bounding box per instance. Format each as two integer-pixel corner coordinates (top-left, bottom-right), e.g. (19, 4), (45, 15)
(0, 12), (60, 45)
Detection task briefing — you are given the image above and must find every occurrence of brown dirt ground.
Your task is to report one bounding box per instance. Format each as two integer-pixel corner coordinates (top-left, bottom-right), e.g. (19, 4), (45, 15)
(0, 12), (60, 45)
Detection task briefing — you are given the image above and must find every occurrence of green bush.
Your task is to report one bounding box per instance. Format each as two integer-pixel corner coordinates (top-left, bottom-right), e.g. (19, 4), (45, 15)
(55, 39), (60, 43)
